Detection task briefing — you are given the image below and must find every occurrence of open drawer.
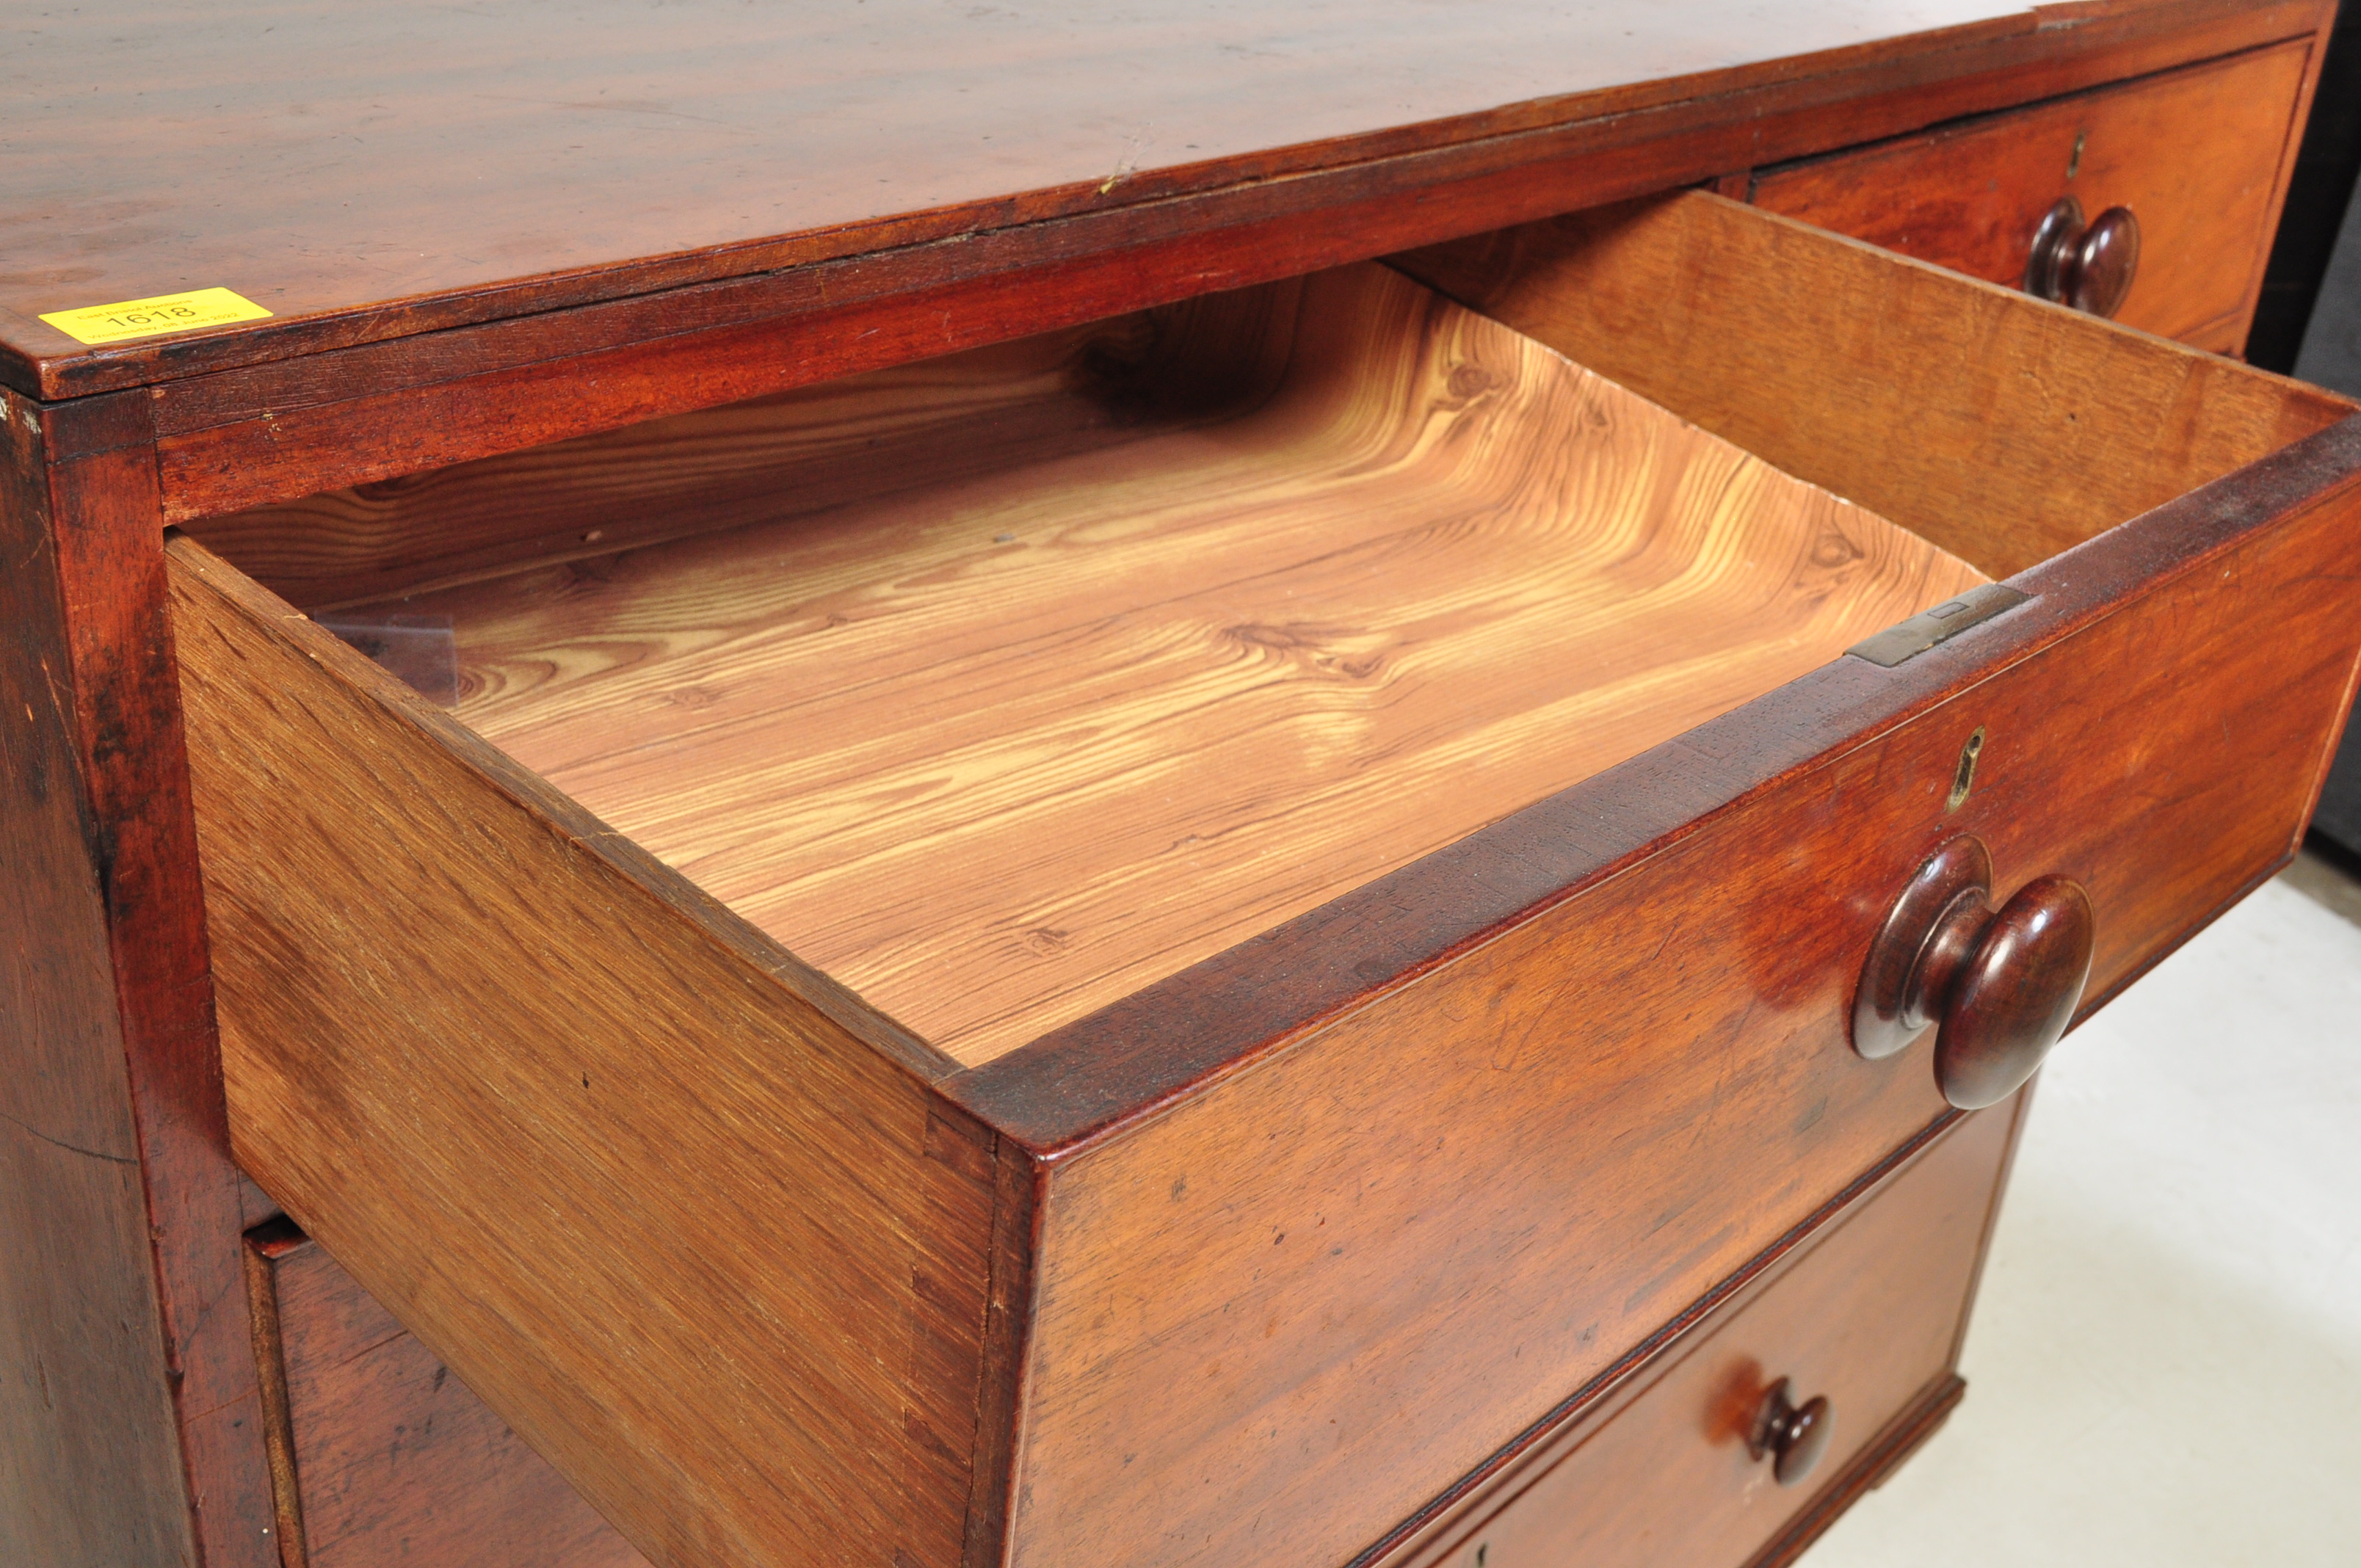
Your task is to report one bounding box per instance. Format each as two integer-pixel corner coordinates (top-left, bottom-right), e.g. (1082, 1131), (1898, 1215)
(169, 192), (2361, 1568)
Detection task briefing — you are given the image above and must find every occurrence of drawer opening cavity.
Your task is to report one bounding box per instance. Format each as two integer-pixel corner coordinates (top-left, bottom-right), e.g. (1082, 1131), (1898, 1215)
(182, 251), (1987, 1065)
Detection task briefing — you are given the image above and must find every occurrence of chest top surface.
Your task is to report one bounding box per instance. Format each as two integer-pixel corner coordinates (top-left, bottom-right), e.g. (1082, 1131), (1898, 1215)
(4, 0), (2055, 393)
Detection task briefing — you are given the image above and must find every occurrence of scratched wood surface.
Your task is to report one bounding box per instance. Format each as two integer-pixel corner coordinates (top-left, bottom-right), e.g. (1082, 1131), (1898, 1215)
(340, 263), (1987, 1064)
(4, 0), (2054, 388)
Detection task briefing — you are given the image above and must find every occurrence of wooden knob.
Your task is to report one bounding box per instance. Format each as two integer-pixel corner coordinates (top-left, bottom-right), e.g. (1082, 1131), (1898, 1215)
(2023, 195), (2085, 302)
(1852, 836), (2096, 1109)
(2025, 198), (2141, 319)
(2066, 206), (2139, 318)
(1749, 1378), (1833, 1487)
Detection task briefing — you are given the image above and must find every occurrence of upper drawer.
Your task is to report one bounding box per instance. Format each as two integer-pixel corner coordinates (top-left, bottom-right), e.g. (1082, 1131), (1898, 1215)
(1749, 43), (2313, 351)
(169, 192), (2361, 1568)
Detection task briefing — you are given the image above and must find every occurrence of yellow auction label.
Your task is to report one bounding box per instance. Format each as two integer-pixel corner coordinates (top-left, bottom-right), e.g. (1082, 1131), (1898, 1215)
(40, 288), (272, 346)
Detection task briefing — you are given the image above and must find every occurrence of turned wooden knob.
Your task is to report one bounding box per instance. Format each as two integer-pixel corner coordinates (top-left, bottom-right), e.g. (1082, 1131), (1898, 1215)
(1852, 836), (2096, 1109)
(2067, 206), (2139, 317)
(1749, 1378), (1833, 1487)
(2024, 197), (2141, 319)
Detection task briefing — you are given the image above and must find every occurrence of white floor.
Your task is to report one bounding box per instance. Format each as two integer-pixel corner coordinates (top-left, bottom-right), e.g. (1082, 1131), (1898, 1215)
(1805, 856), (2361, 1567)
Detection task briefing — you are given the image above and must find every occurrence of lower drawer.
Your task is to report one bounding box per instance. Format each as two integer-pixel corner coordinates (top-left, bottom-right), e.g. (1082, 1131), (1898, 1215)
(244, 1223), (648, 1568)
(1379, 1097), (2022, 1568)
(240, 1097), (2017, 1568)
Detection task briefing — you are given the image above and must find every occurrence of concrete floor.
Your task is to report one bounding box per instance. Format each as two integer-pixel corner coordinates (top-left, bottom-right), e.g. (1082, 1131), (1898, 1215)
(1805, 852), (2361, 1567)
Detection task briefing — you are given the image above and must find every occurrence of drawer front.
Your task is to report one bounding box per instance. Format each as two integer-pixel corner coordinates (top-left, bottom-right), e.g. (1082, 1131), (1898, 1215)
(1403, 1101), (2017, 1568)
(1749, 42), (2312, 351)
(247, 1227), (649, 1568)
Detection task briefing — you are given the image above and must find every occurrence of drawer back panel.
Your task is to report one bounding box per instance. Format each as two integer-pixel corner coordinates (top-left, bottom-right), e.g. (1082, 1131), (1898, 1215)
(1393, 189), (2351, 578)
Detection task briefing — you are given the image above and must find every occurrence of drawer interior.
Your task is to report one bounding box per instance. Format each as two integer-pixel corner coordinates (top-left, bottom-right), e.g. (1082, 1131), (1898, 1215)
(183, 193), (2350, 1066)
(186, 258), (1984, 1064)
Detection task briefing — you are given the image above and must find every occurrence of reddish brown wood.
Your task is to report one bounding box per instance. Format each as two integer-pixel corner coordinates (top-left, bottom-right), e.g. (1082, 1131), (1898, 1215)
(1, 397), (195, 1568)
(238, 1224), (308, 1568)
(4, 0), (2326, 406)
(10, 6), (2327, 525)
(1368, 1105), (2017, 1568)
(1357, 1082), (2033, 1568)
(245, 1224), (650, 1568)
(1752, 1382), (1837, 1487)
(0, 386), (278, 1567)
(962, 1141), (1043, 1568)
(1933, 874), (2096, 1109)
(1738, 1376), (1970, 1568)
(1749, 41), (2314, 349)
(1, 10), (2344, 1567)
(947, 340), (2361, 1568)
(1854, 838), (2097, 1108)
(2067, 205), (2142, 316)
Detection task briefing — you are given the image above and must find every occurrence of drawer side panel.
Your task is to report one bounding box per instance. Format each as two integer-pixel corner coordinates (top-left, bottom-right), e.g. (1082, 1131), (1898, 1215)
(167, 540), (1004, 1568)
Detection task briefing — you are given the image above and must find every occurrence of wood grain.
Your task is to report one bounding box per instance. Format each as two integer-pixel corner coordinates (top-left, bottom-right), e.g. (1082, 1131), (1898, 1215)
(0, 393), (197, 1568)
(1404, 1102), (2018, 1568)
(127, 0), (2338, 523)
(968, 412), (2361, 1568)
(1750, 42), (2313, 352)
(0, 12), (2337, 1566)
(1392, 189), (2354, 578)
(0, 385), (280, 1568)
(247, 1224), (650, 1568)
(184, 301), (1285, 611)
(319, 263), (1984, 1065)
(8, 0), (2329, 402)
(1357, 1082), (2025, 1568)
(167, 537), (1012, 1568)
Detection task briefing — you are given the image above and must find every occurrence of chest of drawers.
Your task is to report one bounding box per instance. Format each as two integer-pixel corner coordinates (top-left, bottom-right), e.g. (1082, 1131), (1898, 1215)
(6, 6), (2356, 1567)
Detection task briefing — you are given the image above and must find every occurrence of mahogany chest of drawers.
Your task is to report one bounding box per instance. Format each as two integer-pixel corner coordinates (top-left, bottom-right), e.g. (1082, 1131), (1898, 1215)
(5, 5), (2356, 1567)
